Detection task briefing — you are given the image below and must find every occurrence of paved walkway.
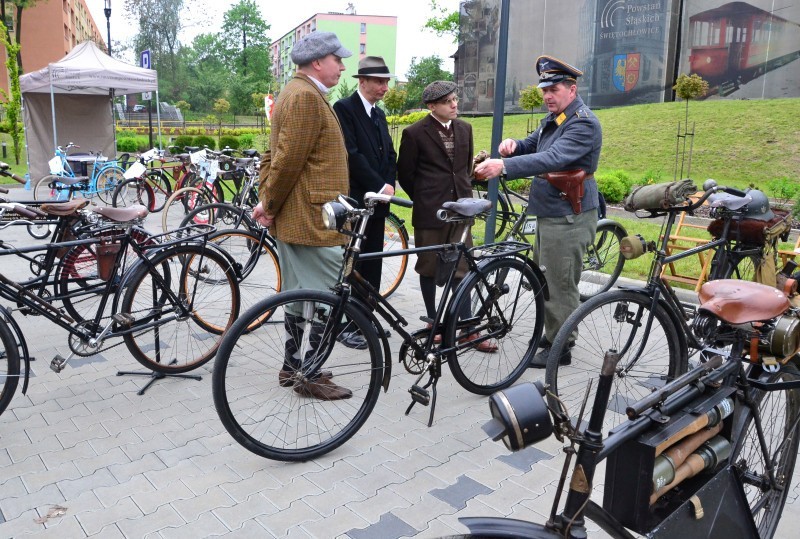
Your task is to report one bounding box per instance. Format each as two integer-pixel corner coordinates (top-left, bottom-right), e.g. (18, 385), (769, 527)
(0, 194), (798, 538)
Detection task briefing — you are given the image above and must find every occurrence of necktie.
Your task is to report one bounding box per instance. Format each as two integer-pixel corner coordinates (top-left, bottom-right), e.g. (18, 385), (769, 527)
(371, 107), (384, 153)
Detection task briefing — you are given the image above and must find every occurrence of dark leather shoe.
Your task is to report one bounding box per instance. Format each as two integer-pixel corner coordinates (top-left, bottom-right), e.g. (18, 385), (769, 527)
(538, 336), (552, 349)
(337, 331), (368, 350)
(458, 331), (498, 353)
(528, 347), (572, 369)
(279, 369), (333, 387)
(425, 323), (442, 344)
(293, 378), (352, 400)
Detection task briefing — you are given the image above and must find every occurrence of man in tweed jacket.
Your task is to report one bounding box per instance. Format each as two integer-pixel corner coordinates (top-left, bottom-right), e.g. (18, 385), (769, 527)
(253, 32), (363, 401)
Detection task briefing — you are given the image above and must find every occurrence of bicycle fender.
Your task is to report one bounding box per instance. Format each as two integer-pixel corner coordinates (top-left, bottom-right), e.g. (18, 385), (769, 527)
(598, 217), (627, 235)
(0, 305), (30, 395)
(518, 254), (549, 301)
(346, 295), (392, 391)
(458, 517), (562, 538)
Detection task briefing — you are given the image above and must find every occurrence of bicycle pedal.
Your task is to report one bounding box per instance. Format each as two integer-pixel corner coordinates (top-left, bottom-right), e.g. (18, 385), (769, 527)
(112, 313), (135, 328)
(409, 385), (430, 406)
(50, 355), (67, 373)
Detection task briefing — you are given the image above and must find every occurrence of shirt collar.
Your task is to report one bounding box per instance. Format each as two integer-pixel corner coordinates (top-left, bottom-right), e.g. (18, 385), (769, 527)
(430, 112), (452, 130)
(357, 90), (375, 116)
(306, 75), (330, 94)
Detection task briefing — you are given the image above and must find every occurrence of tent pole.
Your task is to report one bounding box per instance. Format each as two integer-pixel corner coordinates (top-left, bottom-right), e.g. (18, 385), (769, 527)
(21, 94), (31, 181)
(155, 90), (162, 149)
(49, 70), (58, 153)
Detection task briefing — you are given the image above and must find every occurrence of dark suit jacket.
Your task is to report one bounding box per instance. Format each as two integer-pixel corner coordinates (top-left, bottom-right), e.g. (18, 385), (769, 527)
(397, 114), (474, 229)
(333, 92), (397, 216)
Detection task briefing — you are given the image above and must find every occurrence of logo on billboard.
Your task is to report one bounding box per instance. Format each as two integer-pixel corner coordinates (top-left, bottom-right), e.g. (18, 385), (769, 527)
(612, 53), (641, 92)
(601, 0), (626, 28)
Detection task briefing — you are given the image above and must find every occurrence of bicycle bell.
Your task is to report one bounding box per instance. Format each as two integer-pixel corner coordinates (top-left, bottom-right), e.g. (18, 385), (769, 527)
(483, 381), (553, 451)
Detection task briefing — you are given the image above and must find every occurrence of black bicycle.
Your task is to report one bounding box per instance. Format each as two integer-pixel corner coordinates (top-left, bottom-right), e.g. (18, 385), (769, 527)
(212, 192), (547, 461)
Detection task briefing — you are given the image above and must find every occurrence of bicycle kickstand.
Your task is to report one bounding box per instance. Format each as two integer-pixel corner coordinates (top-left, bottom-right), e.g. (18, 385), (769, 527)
(405, 372), (440, 427)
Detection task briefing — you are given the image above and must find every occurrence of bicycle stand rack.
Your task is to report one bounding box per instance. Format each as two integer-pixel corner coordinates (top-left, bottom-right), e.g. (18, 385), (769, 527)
(117, 359), (202, 396)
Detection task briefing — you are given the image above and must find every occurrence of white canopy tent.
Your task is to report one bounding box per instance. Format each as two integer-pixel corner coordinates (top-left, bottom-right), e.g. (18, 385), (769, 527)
(20, 41), (160, 180)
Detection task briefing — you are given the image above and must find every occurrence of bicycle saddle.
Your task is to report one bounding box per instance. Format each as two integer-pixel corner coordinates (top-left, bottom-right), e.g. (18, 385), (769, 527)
(707, 192), (752, 211)
(92, 204), (149, 222)
(40, 198), (91, 216)
(698, 279), (789, 324)
(441, 198), (492, 217)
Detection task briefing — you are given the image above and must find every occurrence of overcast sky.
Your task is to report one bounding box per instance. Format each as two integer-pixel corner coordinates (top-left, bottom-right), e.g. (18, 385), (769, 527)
(85, 0), (460, 78)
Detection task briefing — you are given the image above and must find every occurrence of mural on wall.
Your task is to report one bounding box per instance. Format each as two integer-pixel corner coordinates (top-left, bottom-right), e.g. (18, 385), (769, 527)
(679, 1), (800, 99)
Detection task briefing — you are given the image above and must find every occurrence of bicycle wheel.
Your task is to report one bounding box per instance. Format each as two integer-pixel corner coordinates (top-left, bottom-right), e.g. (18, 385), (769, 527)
(33, 175), (72, 202)
(144, 170), (172, 212)
(723, 249), (763, 282)
(95, 166), (125, 205)
(27, 222), (53, 240)
(444, 256), (545, 394)
(379, 212), (409, 299)
(472, 187), (511, 244)
(579, 221), (626, 301)
(120, 243), (239, 373)
(546, 289), (687, 434)
(112, 178), (154, 210)
(212, 289), (382, 461)
(730, 362), (800, 537)
(0, 318), (21, 417)
(206, 229), (281, 330)
(161, 186), (214, 234)
(179, 202), (258, 234)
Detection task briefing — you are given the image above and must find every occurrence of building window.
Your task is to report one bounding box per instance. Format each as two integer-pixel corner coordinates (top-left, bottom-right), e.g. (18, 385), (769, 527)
(360, 23), (366, 34)
(360, 43), (366, 54)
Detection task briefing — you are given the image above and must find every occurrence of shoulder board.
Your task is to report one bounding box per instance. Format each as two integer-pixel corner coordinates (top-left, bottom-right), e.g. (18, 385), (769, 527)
(575, 108), (590, 118)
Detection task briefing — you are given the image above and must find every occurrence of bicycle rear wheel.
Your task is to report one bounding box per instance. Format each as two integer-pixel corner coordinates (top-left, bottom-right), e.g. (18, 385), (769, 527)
(120, 243), (240, 373)
(546, 289), (687, 434)
(144, 170), (172, 212)
(730, 362), (800, 537)
(579, 221), (626, 301)
(112, 177), (155, 210)
(95, 166), (125, 205)
(0, 318), (21, 417)
(444, 256), (545, 394)
(379, 212), (409, 299)
(212, 289), (383, 461)
(33, 175), (73, 202)
(161, 186), (214, 234)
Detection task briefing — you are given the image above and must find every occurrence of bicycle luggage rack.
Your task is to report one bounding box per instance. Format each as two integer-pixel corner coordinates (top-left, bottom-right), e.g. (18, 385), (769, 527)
(147, 224), (217, 246)
(470, 240), (531, 259)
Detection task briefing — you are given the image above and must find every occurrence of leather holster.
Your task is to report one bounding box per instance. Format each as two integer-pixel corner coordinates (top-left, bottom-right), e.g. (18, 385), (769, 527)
(541, 169), (587, 214)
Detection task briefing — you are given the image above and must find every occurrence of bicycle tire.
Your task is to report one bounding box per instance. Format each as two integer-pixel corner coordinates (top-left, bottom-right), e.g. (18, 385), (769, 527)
(206, 229), (281, 331)
(27, 222), (53, 240)
(95, 166), (125, 205)
(0, 318), (21, 417)
(120, 243), (240, 373)
(730, 362), (800, 537)
(546, 289), (688, 434)
(379, 212), (409, 299)
(212, 288), (383, 461)
(444, 256), (545, 395)
(472, 186), (511, 244)
(145, 170), (172, 212)
(720, 247), (763, 282)
(579, 221), (626, 301)
(112, 177), (155, 210)
(179, 202), (258, 234)
(161, 186), (214, 234)
(33, 175), (73, 202)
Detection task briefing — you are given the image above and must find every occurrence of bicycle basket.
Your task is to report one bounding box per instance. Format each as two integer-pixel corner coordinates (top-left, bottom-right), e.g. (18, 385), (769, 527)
(707, 208), (791, 246)
(96, 236), (122, 281)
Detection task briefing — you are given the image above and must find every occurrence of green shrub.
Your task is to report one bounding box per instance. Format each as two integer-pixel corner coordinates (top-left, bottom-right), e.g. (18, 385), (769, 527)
(219, 135), (239, 150)
(609, 169), (634, 191)
(117, 137), (138, 152)
(596, 173), (627, 203)
(173, 135), (194, 149)
(239, 133), (256, 149)
(193, 135), (216, 150)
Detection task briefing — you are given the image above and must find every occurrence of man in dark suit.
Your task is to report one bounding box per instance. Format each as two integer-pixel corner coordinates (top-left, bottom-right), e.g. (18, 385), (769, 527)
(397, 80), (496, 352)
(333, 56), (397, 299)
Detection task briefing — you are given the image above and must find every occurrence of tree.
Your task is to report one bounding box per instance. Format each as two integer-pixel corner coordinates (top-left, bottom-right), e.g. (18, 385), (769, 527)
(673, 73), (709, 126)
(423, 0), (459, 43)
(519, 85), (543, 111)
(334, 78), (355, 102)
(0, 20), (21, 164)
(219, 0), (271, 79)
(404, 55), (453, 109)
(383, 86), (407, 116)
(212, 98), (230, 143)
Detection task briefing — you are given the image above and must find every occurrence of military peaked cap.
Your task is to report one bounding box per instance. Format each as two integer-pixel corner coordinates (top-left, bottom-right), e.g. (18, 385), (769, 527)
(536, 55), (582, 88)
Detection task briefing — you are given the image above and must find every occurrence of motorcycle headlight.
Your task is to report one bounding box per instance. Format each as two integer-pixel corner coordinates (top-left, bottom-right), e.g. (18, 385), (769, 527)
(483, 382), (553, 451)
(322, 201), (348, 231)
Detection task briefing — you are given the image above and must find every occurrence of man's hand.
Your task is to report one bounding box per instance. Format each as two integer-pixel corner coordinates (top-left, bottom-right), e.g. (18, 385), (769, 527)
(253, 202), (275, 228)
(379, 184), (395, 198)
(498, 138), (517, 157)
(474, 158), (505, 180)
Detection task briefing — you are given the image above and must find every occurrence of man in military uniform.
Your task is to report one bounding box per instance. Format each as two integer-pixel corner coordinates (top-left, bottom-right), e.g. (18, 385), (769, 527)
(474, 55), (602, 367)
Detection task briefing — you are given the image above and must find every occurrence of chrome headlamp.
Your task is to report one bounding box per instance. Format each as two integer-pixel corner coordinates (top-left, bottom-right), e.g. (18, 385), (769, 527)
(483, 382), (553, 451)
(322, 196), (355, 231)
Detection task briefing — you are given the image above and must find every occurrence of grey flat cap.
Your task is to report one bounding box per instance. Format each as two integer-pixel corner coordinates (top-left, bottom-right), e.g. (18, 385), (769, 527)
(422, 80), (457, 103)
(290, 31), (352, 65)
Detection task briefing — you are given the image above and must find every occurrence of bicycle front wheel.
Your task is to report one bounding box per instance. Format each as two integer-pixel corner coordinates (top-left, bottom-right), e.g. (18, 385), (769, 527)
(212, 289), (383, 461)
(112, 178), (155, 210)
(95, 166), (125, 205)
(0, 318), (21, 417)
(379, 212), (409, 299)
(33, 175), (72, 202)
(579, 221), (626, 301)
(730, 362), (800, 537)
(161, 186), (214, 234)
(444, 256), (545, 394)
(546, 289), (687, 434)
(120, 244), (240, 373)
(144, 170), (172, 212)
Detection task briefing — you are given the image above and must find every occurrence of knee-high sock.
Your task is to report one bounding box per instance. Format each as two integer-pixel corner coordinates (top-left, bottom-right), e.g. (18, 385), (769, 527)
(420, 276), (437, 320)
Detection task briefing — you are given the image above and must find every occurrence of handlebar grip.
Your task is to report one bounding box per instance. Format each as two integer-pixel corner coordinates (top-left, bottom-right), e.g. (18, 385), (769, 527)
(0, 186), (8, 194)
(12, 205), (38, 219)
(391, 196), (413, 208)
(722, 186), (748, 198)
(11, 173), (25, 184)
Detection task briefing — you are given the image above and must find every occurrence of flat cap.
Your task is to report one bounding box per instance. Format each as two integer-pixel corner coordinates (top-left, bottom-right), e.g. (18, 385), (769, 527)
(353, 56), (394, 78)
(290, 31), (352, 66)
(536, 55), (582, 88)
(422, 80), (457, 103)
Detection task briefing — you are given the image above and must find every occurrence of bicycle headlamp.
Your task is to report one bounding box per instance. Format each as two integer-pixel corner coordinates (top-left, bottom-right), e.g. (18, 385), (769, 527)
(322, 200), (348, 230)
(483, 382), (553, 451)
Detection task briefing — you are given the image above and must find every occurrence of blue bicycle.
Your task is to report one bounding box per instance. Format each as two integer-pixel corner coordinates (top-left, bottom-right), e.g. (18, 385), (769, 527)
(32, 142), (125, 204)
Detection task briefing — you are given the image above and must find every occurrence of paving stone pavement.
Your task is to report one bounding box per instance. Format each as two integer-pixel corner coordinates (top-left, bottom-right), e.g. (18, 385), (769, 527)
(0, 191), (798, 538)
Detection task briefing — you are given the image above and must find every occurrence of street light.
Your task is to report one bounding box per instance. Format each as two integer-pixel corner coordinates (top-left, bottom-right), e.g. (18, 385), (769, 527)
(104, 0), (112, 57)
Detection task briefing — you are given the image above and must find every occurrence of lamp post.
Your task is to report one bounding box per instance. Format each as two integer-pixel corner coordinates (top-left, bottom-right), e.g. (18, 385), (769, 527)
(104, 0), (112, 57)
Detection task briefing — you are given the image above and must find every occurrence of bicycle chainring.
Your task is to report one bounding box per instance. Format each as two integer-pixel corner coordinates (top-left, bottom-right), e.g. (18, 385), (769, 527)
(30, 254), (48, 276)
(68, 321), (104, 357)
(399, 328), (434, 375)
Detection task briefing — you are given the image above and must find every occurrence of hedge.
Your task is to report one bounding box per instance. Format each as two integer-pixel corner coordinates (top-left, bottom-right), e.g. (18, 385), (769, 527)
(193, 135), (216, 150)
(219, 135), (240, 150)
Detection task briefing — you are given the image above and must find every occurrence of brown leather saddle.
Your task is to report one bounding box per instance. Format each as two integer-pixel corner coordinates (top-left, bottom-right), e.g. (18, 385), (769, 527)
(698, 279), (789, 324)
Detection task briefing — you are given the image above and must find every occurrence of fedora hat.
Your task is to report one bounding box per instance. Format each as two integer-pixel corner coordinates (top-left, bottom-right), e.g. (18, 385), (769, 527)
(352, 56), (394, 78)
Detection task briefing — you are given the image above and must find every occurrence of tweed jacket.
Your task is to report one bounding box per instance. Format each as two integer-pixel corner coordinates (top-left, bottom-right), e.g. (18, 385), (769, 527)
(258, 73), (349, 246)
(333, 91), (397, 218)
(397, 114), (474, 229)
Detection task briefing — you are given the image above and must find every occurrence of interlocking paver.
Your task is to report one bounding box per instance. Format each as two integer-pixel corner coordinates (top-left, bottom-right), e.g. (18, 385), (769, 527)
(58, 468), (120, 500)
(156, 511), (229, 538)
(117, 503), (186, 538)
(170, 485), (236, 522)
(109, 453), (167, 483)
(0, 454), (45, 484)
(0, 509), (45, 537)
(93, 474), (156, 509)
(131, 479), (194, 515)
(181, 464), (240, 496)
(23, 460), (82, 493)
(74, 447), (131, 477)
(303, 506), (371, 538)
(256, 500), (322, 538)
(0, 483), (63, 521)
(212, 492), (279, 530)
(155, 439), (210, 468)
(347, 486), (413, 525)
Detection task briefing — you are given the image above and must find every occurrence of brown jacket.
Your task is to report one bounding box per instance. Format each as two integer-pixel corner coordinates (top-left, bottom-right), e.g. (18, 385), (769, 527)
(397, 114), (474, 229)
(259, 73), (349, 246)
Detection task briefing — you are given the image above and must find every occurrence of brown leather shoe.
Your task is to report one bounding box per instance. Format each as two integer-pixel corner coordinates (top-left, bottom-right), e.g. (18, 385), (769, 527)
(425, 323), (442, 344)
(293, 378), (352, 400)
(459, 331), (498, 353)
(279, 369), (333, 387)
